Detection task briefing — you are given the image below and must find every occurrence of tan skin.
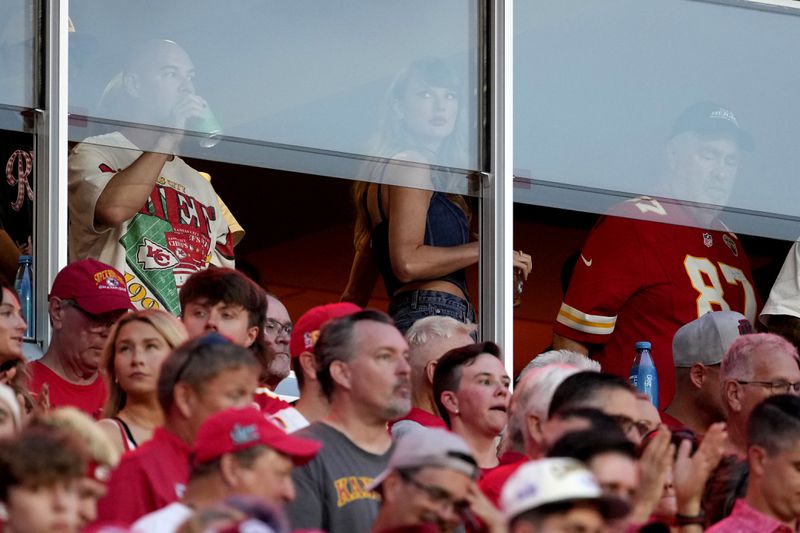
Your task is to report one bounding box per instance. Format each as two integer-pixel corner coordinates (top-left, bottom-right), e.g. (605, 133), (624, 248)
(96, 321), (172, 455)
(343, 78), (531, 305)
(343, 173), (532, 305)
(94, 41), (208, 228)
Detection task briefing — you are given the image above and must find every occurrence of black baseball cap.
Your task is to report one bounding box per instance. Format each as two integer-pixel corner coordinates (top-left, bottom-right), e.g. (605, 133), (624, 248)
(671, 101), (754, 151)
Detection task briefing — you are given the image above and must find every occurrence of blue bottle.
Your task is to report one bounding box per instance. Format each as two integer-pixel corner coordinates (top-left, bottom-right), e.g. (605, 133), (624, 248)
(630, 341), (658, 409)
(14, 255), (33, 338)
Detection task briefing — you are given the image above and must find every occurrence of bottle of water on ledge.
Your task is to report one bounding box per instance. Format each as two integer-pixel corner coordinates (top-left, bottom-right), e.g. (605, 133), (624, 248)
(630, 341), (658, 409)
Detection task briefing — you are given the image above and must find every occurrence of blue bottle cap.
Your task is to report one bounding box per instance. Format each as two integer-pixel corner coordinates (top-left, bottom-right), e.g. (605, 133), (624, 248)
(635, 341), (652, 350)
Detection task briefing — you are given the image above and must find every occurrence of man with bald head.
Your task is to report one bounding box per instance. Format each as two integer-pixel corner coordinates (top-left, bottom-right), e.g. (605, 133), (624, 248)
(69, 39), (236, 314)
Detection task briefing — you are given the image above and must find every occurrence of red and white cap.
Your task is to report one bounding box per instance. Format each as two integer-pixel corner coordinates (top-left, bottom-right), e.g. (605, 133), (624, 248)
(48, 259), (133, 314)
(192, 407), (321, 466)
(289, 302), (361, 358)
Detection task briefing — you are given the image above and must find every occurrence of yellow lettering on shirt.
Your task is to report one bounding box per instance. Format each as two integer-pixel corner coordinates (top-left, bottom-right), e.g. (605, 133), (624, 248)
(334, 476), (380, 508)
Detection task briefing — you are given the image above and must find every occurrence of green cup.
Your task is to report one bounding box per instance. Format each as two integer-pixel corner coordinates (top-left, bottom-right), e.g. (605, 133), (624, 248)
(187, 105), (222, 148)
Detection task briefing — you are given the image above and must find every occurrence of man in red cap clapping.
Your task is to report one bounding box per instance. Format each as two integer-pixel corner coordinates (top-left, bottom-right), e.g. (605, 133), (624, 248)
(29, 258), (133, 416)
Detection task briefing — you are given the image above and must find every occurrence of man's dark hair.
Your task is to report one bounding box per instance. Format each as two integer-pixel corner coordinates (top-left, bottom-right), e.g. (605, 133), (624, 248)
(315, 309), (395, 400)
(547, 428), (636, 463)
(511, 501), (594, 529)
(190, 445), (268, 479)
(158, 333), (259, 413)
(292, 357), (306, 389)
(548, 372), (634, 419)
(550, 407), (629, 436)
(180, 267), (268, 332)
(433, 342), (502, 427)
(0, 426), (86, 501)
(747, 394), (800, 456)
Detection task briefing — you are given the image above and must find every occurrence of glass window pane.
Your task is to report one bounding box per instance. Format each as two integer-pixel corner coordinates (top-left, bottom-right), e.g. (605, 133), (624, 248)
(68, 0), (481, 194)
(66, 1), (484, 326)
(514, 0), (800, 240)
(0, 0), (36, 113)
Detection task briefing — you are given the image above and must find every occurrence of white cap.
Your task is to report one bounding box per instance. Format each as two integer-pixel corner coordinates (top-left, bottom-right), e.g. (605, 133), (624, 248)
(672, 311), (753, 367)
(501, 458), (630, 521)
(367, 428), (478, 491)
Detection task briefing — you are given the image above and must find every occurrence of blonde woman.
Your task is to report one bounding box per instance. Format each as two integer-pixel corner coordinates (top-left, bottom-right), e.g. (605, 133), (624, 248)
(97, 309), (188, 455)
(343, 58), (531, 332)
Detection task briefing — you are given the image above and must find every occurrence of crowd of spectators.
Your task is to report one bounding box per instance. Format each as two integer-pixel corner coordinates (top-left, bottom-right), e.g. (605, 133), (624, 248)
(6, 50), (800, 532)
(0, 250), (796, 533)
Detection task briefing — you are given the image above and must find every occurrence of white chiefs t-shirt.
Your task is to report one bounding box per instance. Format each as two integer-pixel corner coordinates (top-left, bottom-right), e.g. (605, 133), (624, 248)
(69, 132), (235, 314)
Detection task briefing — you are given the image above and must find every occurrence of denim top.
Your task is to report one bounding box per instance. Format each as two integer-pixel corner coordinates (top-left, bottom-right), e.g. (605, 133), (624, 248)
(371, 186), (470, 298)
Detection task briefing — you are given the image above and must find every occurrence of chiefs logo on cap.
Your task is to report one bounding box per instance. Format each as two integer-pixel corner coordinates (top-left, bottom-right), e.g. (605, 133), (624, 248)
(94, 269), (126, 290)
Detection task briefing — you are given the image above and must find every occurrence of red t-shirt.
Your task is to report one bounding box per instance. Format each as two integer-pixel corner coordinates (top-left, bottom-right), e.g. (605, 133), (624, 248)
(554, 197), (758, 406)
(660, 410), (687, 432)
(28, 360), (108, 418)
(479, 459), (526, 507)
(94, 427), (190, 526)
(389, 407), (448, 431)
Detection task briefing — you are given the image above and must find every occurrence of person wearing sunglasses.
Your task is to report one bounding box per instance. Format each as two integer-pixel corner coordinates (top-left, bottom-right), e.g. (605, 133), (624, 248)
(29, 259), (134, 417)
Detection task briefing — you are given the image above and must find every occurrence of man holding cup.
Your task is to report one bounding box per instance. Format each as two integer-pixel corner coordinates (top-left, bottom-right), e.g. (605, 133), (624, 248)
(69, 39), (238, 315)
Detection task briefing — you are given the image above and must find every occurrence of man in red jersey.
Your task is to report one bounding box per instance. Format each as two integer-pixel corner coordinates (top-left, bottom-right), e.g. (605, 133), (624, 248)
(553, 102), (758, 406)
(29, 259), (133, 417)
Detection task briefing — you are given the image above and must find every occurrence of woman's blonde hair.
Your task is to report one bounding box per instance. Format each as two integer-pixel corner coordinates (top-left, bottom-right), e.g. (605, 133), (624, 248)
(38, 407), (120, 468)
(101, 310), (188, 418)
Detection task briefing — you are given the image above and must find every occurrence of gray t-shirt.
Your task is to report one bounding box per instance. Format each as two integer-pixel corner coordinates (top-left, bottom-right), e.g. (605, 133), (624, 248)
(286, 422), (392, 533)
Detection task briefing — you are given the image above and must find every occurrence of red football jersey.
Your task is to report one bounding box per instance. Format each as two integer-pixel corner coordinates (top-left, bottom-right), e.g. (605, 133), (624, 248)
(554, 197), (759, 406)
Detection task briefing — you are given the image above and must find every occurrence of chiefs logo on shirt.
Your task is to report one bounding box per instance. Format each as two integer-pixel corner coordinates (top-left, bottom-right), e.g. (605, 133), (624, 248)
(136, 238), (179, 270)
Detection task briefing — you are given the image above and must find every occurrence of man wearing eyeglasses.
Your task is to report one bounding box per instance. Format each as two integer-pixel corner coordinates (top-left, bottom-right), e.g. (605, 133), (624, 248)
(261, 293), (293, 391)
(721, 332), (800, 456)
(369, 427), (505, 533)
(29, 259), (133, 417)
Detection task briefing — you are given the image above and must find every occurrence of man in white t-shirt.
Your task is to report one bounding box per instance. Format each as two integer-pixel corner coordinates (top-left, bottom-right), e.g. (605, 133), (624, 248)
(69, 39), (235, 315)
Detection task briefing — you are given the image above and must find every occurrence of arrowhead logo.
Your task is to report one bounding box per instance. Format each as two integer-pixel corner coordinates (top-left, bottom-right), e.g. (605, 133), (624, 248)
(580, 254), (593, 267)
(136, 238), (179, 270)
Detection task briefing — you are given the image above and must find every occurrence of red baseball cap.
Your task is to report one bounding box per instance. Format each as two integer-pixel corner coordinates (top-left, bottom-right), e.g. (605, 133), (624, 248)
(192, 407), (321, 466)
(49, 259), (134, 314)
(289, 302), (361, 358)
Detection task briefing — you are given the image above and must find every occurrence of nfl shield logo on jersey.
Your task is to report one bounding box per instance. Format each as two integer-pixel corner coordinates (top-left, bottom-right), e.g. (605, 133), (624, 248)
(703, 233), (713, 248)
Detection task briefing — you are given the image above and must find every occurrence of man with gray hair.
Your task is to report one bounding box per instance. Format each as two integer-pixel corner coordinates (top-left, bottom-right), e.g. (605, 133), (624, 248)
(390, 316), (476, 439)
(707, 395), (800, 532)
(720, 332), (800, 455)
(286, 310), (411, 533)
(664, 311), (753, 435)
(516, 349), (600, 383)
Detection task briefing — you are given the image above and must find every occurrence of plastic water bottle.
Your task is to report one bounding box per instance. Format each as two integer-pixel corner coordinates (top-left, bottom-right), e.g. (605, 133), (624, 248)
(630, 341), (658, 409)
(14, 255), (33, 338)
